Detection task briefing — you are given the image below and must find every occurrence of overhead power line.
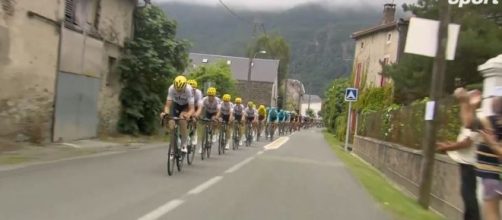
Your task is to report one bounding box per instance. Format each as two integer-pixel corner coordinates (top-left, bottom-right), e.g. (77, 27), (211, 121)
(218, 0), (268, 36)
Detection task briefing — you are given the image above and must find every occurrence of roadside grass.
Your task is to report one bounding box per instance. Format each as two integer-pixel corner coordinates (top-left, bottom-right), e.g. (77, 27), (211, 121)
(0, 155), (32, 164)
(323, 131), (444, 220)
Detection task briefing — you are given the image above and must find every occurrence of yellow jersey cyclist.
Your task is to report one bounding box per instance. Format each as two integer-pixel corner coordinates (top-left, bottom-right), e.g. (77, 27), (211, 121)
(219, 94), (234, 150)
(233, 97), (245, 146)
(188, 79), (203, 146)
(257, 105), (267, 139)
(161, 75), (195, 153)
(198, 87), (221, 153)
(243, 101), (258, 141)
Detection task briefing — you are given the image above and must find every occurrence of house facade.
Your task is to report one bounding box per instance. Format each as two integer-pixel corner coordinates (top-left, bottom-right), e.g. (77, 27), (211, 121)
(188, 53), (280, 107)
(0, 0), (139, 142)
(351, 3), (409, 89)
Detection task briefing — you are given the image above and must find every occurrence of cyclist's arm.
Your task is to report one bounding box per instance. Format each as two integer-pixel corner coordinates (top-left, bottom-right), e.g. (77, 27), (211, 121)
(164, 100), (172, 115)
(214, 103), (221, 119)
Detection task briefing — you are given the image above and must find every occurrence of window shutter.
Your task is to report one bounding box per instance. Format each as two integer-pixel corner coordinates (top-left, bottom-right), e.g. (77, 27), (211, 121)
(65, 0), (75, 24)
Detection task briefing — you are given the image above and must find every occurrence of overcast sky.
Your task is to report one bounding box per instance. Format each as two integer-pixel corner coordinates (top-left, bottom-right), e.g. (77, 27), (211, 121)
(152, 0), (417, 11)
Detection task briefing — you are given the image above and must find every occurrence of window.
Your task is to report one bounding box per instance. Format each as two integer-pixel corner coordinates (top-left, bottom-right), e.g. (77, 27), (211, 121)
(93, 0), (101, 30)
(380, 58), (389, 87)
(360, 42), (364, 49)
(387, 33), (392, 44)
(355, 63), (362, 88)
(65, 0), (77, 25)
(106, 57), (118, 87)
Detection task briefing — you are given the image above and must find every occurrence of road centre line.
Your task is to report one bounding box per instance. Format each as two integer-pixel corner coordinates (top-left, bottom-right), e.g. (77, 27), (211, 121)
(137, 199), (185, 220)
(187, 176), (223, 195)
(224, 157), (255, 174)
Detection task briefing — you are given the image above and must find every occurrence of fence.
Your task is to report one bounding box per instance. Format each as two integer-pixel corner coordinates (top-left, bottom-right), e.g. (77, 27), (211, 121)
(357, 98), (461, 149)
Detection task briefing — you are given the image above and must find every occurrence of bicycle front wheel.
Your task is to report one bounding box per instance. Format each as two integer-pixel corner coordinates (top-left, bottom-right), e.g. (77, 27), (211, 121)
(167, 136), (176, 176)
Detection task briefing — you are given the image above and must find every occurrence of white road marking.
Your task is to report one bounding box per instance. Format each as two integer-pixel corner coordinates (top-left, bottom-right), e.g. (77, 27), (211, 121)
(61, 143), (81, 148)
(137, 199), (184, 220)
(264, 137), (290, 150)
(256, 150), (264, 155)
(224, 157), (254, 174)
(187, 176), (223, 195)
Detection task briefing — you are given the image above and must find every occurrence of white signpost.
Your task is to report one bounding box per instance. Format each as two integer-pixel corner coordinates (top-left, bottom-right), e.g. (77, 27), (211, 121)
(344, 88), (358, 152)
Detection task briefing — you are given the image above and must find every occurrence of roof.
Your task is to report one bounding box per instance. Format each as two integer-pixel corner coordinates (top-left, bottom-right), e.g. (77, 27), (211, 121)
(351, 21), (398, 39)
(301, 95), (322, 104)
(188, 53), (280, 83)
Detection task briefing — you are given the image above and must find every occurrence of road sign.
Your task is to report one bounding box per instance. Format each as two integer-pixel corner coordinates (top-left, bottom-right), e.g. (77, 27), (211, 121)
(345, 88), (358, 102)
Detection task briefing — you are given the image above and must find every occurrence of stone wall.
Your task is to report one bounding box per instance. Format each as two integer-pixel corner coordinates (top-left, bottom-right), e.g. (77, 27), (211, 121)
(353, 136), (463, 220)
(235, 81), (274, 106)
(0, 0), (61, 143)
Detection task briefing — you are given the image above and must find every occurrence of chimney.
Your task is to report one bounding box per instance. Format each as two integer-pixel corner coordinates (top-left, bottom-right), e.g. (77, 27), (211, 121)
(381, 3), (396, 25)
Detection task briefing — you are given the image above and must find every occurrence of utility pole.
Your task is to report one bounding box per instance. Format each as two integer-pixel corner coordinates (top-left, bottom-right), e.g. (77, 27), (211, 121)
(417, 0), (450, 208)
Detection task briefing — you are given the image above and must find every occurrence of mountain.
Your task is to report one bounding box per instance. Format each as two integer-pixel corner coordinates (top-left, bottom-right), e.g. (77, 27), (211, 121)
(159, 2), (384, 97)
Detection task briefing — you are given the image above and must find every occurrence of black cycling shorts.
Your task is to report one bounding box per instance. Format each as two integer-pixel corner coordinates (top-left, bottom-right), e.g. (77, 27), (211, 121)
(172, 103), (188, 117)
(221, 114), (230, 123)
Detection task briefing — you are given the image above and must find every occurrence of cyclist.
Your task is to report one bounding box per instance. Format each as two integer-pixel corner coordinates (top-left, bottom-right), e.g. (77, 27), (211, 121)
(243, 101), (258, 142)
(257, 104), (267, 139)
(267, 107), (279, 138)
(219, 94), (234, 150)
(198, 87), (221, 153)
(233, 97), (245, 146)
(161, 75), (195, 153)
(277, 108), (286, 135)
(188, 79), (203, 146)
(284, 110), (291, 134)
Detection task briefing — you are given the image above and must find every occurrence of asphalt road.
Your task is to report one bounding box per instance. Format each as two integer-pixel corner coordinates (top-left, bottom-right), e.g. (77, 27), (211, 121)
(0, 129), (388, 220)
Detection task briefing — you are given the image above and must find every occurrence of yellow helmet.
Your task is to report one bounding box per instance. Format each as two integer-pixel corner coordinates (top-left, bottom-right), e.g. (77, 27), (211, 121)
(187, 79), (197, 89)
(259, 105), (265, 109)
(174, 75), (187, 91)
(252, 104), (256, 109)
(247, 101), (253, 107)
(207, 87), (217, 96)
(235, 97), (242, 104)
(223, 94), (231, 102)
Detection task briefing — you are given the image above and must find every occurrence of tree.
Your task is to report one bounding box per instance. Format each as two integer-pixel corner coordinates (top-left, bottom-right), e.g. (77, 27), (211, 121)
(306, 108), (315, 118)
(188, 61), (237, 96)
(117, 5), (189, 135)
(322, 78), (349, 133)
(384, 0), (502, 104)
(248, 34), (291, 108)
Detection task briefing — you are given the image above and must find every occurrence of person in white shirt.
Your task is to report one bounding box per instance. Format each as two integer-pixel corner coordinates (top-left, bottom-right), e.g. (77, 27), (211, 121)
(233, 97), (245, 146)
(198, 87), (220, 153)
(161, 75), (195, 153)
(188, 79), (203, 146)
(219, 94), (234, 150)
(437, 88), (481, 220)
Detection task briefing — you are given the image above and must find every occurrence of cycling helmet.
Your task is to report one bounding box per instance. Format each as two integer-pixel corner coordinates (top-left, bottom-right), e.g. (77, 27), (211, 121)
(223, 94), (231, 102)
(187, 79), (198, 89)
(174, 75), (187, 91)
(235, 97), (242, 104)
(207, 87), (217, 96)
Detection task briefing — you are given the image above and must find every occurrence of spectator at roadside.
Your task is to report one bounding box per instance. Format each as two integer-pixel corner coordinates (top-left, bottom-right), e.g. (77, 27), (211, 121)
(437, 88), (481, 220)
(474, 94), (502, 220)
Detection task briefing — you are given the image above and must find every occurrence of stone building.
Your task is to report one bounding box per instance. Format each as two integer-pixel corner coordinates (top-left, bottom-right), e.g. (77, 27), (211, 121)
(188, 53), (280, 107)
(301, 95), (322, 118)
(285, 79), (305, 112)
(350, 3), (409, 89)
(0, 0), (140, 143)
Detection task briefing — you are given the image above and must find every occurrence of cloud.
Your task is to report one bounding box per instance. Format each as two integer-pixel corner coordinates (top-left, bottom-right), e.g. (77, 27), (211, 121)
(152, 0), (416, 11)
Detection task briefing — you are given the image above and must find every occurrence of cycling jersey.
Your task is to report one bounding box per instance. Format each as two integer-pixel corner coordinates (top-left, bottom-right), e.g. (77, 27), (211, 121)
(244, 107), (257, 118)
(278, 111), (286, 122)
(268, 108), (279, 123)
(167, 85), (194, 106)
(202, 96), (221, 114)
(233, 104), (244, 116)
(192, 89), (203, 108)
(220, 102), (233, 116)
